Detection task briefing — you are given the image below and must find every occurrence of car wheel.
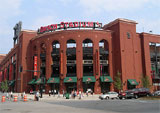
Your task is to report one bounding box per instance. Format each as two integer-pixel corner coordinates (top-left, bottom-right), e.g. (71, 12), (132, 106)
(105, 96), (109, 100)
(146, 94), (149, 97)
(135, 95), (138, 99)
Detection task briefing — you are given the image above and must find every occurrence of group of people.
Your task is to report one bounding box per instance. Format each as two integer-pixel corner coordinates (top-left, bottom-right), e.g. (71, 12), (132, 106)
(6, 91), (13, 100)
(71, 90), (83, 99)
(48, 89), (58, 97)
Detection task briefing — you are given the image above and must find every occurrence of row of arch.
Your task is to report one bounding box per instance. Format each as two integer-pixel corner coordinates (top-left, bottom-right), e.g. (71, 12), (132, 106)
(33, 38), (109, 78)
(36, 39), (109, 53)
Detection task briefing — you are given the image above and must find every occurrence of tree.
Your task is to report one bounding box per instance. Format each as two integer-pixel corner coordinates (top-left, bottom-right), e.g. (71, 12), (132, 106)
(141, 75), (151, 89)
(0, 80), (9, 92)
(114, 71), (122, 92)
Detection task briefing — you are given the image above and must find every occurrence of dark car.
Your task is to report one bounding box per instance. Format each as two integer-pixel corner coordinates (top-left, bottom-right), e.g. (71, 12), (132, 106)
(131, 88), (151, 98)
(119, 90), (135, 99)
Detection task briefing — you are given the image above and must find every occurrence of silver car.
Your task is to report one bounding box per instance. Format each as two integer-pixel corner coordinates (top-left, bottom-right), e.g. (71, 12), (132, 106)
(99, 91), (119, 100)
(152, 90), (160, 96)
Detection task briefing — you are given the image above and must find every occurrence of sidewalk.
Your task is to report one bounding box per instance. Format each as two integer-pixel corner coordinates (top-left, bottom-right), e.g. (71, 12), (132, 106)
(1, 92), (101, 102)
(20, 93), (100, 101)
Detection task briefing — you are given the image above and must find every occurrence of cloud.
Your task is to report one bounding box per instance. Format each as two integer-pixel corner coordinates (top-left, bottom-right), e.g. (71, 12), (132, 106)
(78, 0), (155, 14)
(0, 0), (22, 20)
(30, 16), (59, 30)
(0, 0), (22, 34)
(137, 19), (160, 34)
(0, 0), (22, 53)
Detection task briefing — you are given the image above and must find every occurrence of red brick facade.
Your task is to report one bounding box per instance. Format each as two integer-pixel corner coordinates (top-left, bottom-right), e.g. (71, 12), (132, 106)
(0, 19), (160, 93)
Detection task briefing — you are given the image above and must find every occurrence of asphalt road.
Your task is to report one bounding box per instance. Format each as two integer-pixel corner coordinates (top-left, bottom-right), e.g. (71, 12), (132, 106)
(0, 98), (159, 113)
(47, 99), (160, 113)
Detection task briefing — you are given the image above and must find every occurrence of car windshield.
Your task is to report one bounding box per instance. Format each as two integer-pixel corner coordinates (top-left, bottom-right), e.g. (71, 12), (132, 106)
(107, 92), (117, 94)
(131, 88), (139, 91)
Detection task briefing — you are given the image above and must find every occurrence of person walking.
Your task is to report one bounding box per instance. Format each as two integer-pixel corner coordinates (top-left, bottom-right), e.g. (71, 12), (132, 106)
(79, 91), (82, 99)
(86, 90), (88, 97)
(6, 92), (9, 99)
(36, 91), (39, 101)
(53, 89), (56, 97)
(10, 91), (13, 99)
(49, 90), (51, 96)
(58, 91), (60, 98)
(63, 90), (65, 97)
(23, 92), (26, 98)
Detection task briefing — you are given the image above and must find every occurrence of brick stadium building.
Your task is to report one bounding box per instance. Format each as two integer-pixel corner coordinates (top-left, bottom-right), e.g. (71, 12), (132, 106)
(0, 18), (160, 94)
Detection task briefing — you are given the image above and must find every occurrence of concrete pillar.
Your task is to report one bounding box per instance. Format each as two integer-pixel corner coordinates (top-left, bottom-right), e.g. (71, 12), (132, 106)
(45, 41), (52, 93)
(76, 39), (83, 92)
(94, 41), (101, 94)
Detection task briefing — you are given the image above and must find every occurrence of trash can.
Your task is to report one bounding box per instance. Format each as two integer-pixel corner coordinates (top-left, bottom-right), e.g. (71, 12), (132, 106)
(65, 93), (70, 99)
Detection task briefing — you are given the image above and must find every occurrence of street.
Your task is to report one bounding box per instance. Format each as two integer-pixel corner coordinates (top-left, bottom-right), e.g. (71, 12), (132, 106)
(0, 95), (159, 113)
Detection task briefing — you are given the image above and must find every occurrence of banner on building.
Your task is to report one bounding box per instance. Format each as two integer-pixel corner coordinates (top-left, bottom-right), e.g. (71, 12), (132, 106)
(0, 71), (2, 82)
(9, 64), (12, 80)
(34, 56), (38, 76)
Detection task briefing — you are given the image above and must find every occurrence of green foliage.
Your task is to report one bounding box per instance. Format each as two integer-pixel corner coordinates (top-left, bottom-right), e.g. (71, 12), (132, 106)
(0, 80), (9, 92)
(114, 71), (122, 91)
(141, 75), (151, 89)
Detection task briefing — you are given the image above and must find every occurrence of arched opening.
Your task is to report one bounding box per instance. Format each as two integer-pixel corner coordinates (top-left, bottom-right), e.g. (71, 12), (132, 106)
(29, 46), (37, 91)
(82, 39), (94, 93)
(51, 41), (60, 77)
(65, 39), (77, 93)
(40, 43), (46, 78)
(49, 40), (60, 92)
(39, 43), (46, 92)
(99, 39), (110, 93)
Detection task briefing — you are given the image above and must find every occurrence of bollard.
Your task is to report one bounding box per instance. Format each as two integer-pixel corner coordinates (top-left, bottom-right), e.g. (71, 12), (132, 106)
(13, 96), (18, 102)
(23, 95), (27, 102)
(1, 96), (5, 102)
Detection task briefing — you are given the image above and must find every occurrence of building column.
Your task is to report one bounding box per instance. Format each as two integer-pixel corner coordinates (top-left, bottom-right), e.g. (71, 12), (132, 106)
(94, 41), (101, 94)
(60, 40), (66, 93)
(108, 38), (114, 91)
(76, 40), (83, 92)
(45, 42), (52, 93)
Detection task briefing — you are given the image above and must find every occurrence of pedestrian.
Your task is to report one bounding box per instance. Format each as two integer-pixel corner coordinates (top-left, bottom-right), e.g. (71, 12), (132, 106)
(10, 91), (13, 99)
(86, 90), (88, 97)
(53, 89), (56, 97)
(6, 92), (9, 99)
(58, 91), (60, 98)
(91, 91), (93, 96)
(49, 90), (51, 96)
(30, 89), (33, 95)
(21, 93), (23, 99)
(79, 91), (82, 99)
(23, 91), (26, 98)
(36, 91), (39, 101)
(63, 90), (65, 97)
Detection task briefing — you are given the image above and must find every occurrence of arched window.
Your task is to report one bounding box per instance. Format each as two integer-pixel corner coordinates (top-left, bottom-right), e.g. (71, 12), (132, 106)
(40, 43), (46, 78)
(82, 39), (93, 76)
(66, 39), (76, 77)
(51, 40), (60, 77)
(99, 39), (109, 76)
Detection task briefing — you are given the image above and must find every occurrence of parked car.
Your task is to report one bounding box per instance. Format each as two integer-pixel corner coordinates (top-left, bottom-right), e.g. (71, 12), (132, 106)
(87, 89), (93, 93)
(131, 88), (151, 98)
(99, 91), (119, 100)
(119, 90), (135, 99)
(152, 90), (160, 96)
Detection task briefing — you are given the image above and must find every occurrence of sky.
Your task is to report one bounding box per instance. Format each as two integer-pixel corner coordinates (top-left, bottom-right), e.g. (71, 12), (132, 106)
(0, 0), (160, 54)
